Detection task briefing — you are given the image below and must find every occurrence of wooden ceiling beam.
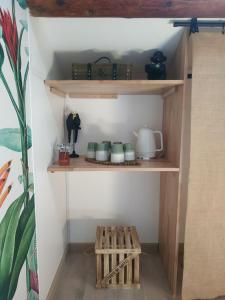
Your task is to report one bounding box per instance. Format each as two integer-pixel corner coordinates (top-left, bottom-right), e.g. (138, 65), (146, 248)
(28, 0), (225, 18)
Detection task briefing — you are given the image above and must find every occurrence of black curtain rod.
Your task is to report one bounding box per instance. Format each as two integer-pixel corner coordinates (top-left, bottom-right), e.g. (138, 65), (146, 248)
(173, 18), (225, 33)
(174, 20), (225, 28)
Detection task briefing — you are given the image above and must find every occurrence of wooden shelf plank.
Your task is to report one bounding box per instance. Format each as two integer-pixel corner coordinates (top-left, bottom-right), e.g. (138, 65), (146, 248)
(45, 80), (184, 98)
(47, 156), (179, 173)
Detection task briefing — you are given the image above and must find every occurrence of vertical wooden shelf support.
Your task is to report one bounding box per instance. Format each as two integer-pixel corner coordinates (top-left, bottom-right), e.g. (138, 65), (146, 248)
(159, 31), (189, 295)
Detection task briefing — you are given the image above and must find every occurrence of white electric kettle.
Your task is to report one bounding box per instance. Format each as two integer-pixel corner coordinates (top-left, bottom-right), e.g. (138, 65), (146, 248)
(133, 125), (163, 160)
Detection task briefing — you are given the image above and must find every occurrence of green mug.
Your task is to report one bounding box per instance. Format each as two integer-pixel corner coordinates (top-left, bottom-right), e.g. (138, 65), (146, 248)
(96, 143), (109, 161)
(102, 141), (111, 159)
(123, 143), (134, 152)
(113, 142), (122, 144)
(102, 141), (111, 149)
(124, 143), (135, 161)
(87, 142), (97, 159)
(111, 144), (124, 163)
(88, 142), (97, 151)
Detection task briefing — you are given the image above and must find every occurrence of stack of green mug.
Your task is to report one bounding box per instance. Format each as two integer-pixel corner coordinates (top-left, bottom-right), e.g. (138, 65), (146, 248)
(87, 141), (135, 163)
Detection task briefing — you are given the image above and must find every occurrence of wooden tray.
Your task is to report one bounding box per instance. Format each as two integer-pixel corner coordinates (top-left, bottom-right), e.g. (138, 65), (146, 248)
(85, 157), (139, 166)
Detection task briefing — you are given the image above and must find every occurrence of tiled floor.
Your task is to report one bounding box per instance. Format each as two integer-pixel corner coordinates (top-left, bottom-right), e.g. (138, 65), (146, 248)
(52, 247), (182, 300)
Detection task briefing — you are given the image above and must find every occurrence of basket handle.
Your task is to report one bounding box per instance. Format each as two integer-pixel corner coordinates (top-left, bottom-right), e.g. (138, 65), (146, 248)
(94, 56), (111, 64)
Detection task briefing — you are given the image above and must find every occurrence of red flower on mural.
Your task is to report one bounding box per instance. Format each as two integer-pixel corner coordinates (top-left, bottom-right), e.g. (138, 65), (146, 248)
(29, 270), (39, 294)
(0, 9), (18, 66)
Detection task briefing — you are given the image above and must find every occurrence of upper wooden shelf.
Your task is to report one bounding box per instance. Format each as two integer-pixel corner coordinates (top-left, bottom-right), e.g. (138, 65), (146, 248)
(44, 80), (184, 98)
(47, 156), (179, 173)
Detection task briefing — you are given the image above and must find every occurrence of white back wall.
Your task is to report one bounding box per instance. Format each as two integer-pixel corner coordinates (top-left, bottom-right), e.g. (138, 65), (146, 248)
(66, 95), (163, 152)
(66, 95), (163, 243)
(30, 17), (183, 79)
(68, 172), (160, 243)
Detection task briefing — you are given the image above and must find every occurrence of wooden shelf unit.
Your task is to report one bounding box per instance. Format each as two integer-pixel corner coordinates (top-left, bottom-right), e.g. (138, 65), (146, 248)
(44, 80), (184, 98)
(45, 76), (185, 296)
(43, 32), (225, 299)
(48, 156), (179, 173)
(45, 34), (189, 297)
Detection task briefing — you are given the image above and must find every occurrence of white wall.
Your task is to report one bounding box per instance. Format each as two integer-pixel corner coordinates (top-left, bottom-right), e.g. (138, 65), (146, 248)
(30, 18), (183, 79)
(66, 95), (163, 243)
(68, 172), (160, 243)
(28, 18), (67, 300)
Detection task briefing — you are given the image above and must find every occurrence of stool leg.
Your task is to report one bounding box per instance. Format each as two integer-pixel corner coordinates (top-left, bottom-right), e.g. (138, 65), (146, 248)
(96, 254), (102, 288)
(134, 255), (140, 284)
(104, 254), (109, 287)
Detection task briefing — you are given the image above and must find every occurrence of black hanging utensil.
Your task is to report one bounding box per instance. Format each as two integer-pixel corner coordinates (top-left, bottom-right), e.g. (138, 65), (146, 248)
(66, 113), (81, 158)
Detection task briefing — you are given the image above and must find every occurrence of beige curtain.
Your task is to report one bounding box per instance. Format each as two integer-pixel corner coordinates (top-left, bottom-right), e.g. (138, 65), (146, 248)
(182, 33), (225, 300)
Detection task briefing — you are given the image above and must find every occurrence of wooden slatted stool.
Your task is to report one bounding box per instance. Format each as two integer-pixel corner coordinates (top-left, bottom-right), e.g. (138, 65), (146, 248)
(95, 226), (141, 289)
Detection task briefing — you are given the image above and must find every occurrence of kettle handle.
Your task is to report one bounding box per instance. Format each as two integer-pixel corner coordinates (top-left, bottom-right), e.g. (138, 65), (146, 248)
(153, 131), (163, 152)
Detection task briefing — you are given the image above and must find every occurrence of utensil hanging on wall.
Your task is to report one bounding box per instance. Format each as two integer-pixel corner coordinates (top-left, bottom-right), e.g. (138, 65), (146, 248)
(66, 112), (81, 158)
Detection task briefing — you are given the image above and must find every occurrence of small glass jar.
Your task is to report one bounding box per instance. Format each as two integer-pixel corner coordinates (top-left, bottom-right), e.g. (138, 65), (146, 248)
(57, 144), (70, 166)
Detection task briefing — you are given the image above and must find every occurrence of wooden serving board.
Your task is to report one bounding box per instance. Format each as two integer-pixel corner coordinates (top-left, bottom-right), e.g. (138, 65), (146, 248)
(85, 157), (139, 166)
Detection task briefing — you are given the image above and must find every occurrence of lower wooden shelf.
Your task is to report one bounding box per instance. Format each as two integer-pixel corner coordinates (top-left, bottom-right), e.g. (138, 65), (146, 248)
(47, 156), (179, 173)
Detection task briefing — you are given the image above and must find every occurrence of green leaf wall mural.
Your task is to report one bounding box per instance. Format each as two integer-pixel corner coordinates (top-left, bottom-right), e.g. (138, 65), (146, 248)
(17, 0), (27, 10)
(0, 0), (39, 299)
(0, 127), (32, 152)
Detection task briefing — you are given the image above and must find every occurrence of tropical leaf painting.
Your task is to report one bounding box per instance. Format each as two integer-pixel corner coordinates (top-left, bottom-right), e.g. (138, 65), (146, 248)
(17, 0), (27, 10)
(8, 197), (35, 299)
(0, 192), (26, 297)
(0, 161), (12, 208)
(28, 290), (39, 300)
(0, 189), (35, 300)
(0, 0), (39, 299)
(19, 19), (28, 31)
(18, 172), (34, 192)
(0, 127), (32, 152)
(0, 163), (35, 299)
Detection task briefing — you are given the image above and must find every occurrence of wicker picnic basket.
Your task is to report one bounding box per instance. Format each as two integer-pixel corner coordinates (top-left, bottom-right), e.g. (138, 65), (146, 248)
(72, 57), (132, 80)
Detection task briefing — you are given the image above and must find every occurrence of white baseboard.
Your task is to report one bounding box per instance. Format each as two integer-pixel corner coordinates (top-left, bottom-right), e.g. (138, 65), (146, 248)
(46, 246), (68, 300)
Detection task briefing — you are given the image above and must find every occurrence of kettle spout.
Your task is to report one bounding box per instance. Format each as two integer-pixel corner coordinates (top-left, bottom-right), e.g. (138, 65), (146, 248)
(133, 130), (138, 137)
